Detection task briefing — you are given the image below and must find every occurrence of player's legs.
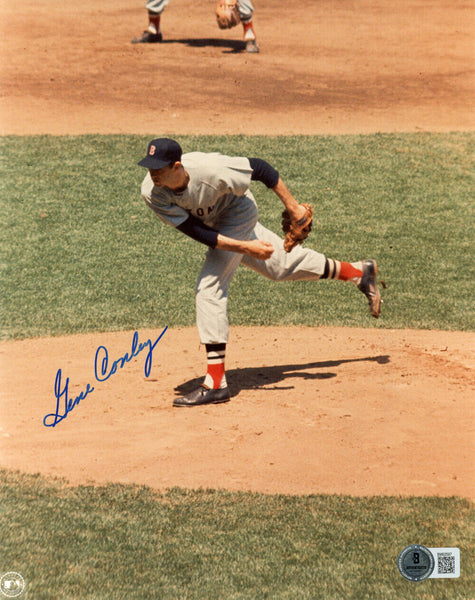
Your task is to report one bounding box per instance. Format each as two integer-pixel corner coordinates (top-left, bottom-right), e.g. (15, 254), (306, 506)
(195, 194), (259, 345)
(238, 0), (253, 22)
(175, 244), (243, 406)
(174, 195), (257, 407)
(195, 248), (244, 345)
(132, 0), (169, 43)
(241, 222), (325, 281)
(238, 0), (259, 53)
(175, 200), (381, 407)
(241, 222), (382, 317)
(146, 0), (169, 12)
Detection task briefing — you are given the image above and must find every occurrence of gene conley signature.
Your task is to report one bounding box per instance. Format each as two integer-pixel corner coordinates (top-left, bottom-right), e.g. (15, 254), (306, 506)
(43, 327), (168, 427)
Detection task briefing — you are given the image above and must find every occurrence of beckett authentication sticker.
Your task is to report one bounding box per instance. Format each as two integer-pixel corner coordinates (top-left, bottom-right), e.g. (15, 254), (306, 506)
(0, 573), (26, 598)
(397, 545), (435, 582)
(428, 547), (460, 578)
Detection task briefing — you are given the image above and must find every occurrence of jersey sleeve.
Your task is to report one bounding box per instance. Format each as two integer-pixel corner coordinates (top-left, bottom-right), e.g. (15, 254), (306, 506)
(176, 215), (219, 248)
(141, 173), (189, 227)
(248, 157), (280, 188)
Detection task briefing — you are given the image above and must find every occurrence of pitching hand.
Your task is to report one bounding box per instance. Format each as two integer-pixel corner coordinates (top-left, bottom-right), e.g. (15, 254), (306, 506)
(245, 239), (274, 260)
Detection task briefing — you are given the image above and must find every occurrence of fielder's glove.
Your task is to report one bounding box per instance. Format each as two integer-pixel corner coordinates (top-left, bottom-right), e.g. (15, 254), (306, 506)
(216, 0), (240, 29)
(281, 203), (314, 252)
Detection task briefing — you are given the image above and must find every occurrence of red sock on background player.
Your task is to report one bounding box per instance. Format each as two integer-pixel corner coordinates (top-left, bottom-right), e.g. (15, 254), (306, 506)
(241, 19), (259, 52)
(148, 12), (161, 35)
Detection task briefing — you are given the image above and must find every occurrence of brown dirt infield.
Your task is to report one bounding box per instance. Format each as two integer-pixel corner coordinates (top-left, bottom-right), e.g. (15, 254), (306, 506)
(0, 0), (474, 499)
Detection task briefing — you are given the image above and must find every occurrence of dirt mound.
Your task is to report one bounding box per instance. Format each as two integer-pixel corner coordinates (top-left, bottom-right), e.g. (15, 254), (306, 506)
(1, 327), (474, 498)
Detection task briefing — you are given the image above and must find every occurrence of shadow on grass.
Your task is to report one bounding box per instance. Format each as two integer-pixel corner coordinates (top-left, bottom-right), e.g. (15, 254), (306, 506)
(174, 355), (390, 396)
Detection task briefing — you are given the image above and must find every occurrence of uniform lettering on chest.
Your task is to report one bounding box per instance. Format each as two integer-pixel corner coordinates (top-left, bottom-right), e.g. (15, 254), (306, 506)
(195, 205), (215, 217)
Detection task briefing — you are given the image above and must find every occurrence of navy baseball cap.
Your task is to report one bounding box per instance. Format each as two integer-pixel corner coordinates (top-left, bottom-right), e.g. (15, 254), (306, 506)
(138, 138), (182, 169)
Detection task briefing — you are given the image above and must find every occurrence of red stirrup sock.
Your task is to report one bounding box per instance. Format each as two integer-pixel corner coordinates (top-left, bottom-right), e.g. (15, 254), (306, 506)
(148, 12), (161, 34)
(338, 261), (363, 282)
(324, 259), (363, 284)
(203, 343), (227, 389)
(242, 21), (256, 41)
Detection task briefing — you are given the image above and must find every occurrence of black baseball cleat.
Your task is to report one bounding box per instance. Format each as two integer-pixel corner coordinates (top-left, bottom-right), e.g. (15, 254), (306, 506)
(358, 259), (382, 318)
(131, 31), (163, 44)
(173, 385), (230, 407)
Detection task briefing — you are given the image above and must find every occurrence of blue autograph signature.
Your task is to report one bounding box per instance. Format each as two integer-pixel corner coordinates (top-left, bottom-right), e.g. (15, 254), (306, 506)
(43, 327), (168, 427)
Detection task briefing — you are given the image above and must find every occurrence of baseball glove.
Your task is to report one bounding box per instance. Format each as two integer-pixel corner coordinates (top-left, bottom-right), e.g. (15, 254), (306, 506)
(216, 0), (240, 29)
(282, 203), (314, 252)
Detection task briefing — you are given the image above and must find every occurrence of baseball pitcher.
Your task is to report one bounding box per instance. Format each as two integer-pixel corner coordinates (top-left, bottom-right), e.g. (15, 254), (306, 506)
(138, 138), (382, 407)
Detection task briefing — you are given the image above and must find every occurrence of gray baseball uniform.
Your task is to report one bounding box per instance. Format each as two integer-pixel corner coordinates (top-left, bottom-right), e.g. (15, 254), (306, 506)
(145, 0), (254, 22)
(141, 152), (326, 345)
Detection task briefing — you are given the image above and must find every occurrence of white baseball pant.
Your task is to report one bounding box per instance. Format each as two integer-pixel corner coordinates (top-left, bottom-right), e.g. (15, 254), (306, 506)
(196, 193), (326, 344)
(145, 0), (254, 22)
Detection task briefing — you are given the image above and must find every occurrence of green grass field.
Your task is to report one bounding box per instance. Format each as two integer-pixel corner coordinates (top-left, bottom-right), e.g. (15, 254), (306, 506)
(1, 470), (474, 600)
(1, 133), (474, 598)
(1, 133), (474, 339)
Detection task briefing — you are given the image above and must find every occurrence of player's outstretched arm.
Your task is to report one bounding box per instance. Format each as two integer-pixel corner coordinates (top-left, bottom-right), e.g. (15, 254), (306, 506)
(272, 177), (309, 223)
(248, 158), (308, 223)
(176, 215), (273, 259)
